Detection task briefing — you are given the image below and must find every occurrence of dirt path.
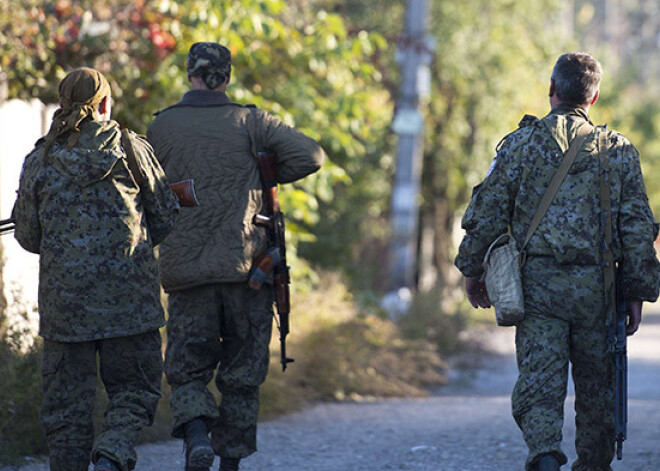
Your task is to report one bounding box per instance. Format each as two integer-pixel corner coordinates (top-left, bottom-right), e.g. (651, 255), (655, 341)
(6, 306), (660, 471)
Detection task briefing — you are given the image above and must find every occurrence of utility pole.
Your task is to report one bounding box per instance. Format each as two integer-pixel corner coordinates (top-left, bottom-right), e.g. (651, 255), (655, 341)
(0, 67), (7, 327)
(382, 0), (434, 318)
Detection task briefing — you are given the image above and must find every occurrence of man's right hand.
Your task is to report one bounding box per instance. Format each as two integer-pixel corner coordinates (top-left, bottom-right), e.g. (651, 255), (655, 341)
(466, 277), (491, 309)
(627, 299), (642, 336)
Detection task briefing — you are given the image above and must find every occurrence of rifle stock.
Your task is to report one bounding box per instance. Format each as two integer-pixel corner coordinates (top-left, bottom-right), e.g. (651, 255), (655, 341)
(612, 267), (628, 460)
(250, 150), (294, 371)
(169, 179), (200, 207)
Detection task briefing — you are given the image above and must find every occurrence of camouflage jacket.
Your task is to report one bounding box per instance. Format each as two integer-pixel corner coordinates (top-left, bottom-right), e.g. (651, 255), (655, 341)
(147, 90), (325, 292)
(13, 120), (179, 341)
(455, 104), (660, 302)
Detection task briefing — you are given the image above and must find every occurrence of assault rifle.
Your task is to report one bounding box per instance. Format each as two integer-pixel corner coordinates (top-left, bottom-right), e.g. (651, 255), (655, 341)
(248, 150), (294, 372)
(611, 267), (628, 460)
(0, 218), (15, 235)
(0, 180), (198, 238)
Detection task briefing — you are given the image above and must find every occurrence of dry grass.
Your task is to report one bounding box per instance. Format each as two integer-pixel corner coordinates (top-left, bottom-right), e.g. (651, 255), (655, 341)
(259, 272), (448, 417)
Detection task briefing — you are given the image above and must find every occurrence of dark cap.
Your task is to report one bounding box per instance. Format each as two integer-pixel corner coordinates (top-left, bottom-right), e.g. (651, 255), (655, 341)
(187, 42), (232, 89)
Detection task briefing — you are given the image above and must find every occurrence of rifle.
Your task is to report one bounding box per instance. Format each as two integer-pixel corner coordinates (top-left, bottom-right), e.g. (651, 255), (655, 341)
(611, 267), (628, 460)
(0, 218), (15, 235)
(0, 180), (197, 238)
(248, 150), (294, 371)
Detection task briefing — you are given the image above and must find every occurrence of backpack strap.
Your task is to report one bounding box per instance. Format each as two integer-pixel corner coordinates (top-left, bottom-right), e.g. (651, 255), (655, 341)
(120, 128), (143, 187)
(521, 123), (594, 252)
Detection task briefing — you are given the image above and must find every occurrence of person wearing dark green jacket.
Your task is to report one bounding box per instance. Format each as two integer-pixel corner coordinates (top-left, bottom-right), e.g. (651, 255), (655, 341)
(147, 42), (325, 471)
(455, 53), (660, 471)
(12, 68), (179, 471)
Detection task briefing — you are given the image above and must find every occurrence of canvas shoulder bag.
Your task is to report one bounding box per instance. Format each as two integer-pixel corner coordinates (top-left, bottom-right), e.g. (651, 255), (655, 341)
(484, 123), (593, 326)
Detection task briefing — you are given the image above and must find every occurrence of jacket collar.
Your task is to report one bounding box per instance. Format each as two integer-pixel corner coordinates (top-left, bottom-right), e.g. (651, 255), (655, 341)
(177, 90), (232, 106)
(549, 103), (592, 123)
(154, 90), (237, 115)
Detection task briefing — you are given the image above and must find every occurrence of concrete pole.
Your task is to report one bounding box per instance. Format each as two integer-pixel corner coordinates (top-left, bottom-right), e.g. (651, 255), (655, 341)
(0, 68), (7, 328)
(382, 0), (433, 317)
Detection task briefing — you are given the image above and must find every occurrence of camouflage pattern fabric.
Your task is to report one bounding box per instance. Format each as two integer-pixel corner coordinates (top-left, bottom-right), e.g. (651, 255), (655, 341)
(514, 258), (614, 470)
(187, 42), (232, 89)
(41, 330), (163, 471)
(12, 119), (179, 342)
(455, 104), (660, 470)
(455, 104), (660, 301)
(164, 282), (274, 459)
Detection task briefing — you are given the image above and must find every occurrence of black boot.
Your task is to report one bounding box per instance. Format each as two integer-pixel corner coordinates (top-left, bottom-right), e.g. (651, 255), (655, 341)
(220, 457), (240, 471)
(535, 453), (561, 471)
(184, 418), (215, 471)
(94, 457), (121, 471)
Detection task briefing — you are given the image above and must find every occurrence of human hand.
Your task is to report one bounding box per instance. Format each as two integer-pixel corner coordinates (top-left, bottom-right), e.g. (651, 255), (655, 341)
(466, 277), (491, 309)
(627, 299), (642, 336)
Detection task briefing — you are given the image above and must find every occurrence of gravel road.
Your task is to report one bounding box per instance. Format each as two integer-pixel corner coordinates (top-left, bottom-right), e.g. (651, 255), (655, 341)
(6, 305), (660, 471)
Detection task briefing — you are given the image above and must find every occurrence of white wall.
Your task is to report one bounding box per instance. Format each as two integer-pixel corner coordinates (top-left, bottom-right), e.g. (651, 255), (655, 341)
(0, 99), (56, 339)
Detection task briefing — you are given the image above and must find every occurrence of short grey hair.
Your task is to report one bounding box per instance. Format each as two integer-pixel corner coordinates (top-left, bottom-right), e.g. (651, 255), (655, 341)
(551, 52), (602, 105)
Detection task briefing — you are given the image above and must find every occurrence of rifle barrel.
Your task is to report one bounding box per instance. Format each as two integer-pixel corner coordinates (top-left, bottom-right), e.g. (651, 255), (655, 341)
(0, 218), (15, 235)
(613, 266), (628, 460)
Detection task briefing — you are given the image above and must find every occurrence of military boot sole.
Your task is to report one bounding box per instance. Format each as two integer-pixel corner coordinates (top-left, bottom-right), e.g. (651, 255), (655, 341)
(186, 442), (214, 469)
(535, 453), (561, 471)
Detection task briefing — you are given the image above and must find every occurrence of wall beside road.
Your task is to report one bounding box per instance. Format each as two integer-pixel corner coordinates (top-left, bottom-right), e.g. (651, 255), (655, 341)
(0, 97), (56, 342)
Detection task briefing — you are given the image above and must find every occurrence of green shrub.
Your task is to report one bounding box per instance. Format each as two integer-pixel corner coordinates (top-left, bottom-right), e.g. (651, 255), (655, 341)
(259, 271), (448, 417)
(0, 333), (46, 464)
(292, 315), (447, 400)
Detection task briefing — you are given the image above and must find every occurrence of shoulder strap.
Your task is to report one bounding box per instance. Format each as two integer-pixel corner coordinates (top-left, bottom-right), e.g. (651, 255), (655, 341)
(120, 129), (143, 187)
(598, 130), (616, 326)
(245, 107), (263, 158)
(521, 123), (594, 251)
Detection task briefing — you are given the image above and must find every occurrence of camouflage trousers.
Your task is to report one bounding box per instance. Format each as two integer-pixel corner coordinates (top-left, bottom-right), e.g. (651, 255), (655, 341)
(41, 330), (163, 471)
(164, 282), (273, 459)
(513, 258), (614, 471)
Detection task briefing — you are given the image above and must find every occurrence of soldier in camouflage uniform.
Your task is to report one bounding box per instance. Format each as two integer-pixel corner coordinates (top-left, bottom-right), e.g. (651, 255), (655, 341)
(12, 68), (179, 471)
(455, 53), (660, 471)
(147, 43), (325, 471)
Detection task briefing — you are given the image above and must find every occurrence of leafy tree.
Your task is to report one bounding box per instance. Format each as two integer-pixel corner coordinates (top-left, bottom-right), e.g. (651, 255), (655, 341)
(0, 0), (177, 122)
(298, 0), (569, 290)
(422, 0), (567, 286)
(1, 0), (391, 288)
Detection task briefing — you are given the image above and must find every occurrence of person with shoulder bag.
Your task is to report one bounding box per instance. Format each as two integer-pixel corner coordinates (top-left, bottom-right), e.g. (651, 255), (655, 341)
(455, 52), (660, 471)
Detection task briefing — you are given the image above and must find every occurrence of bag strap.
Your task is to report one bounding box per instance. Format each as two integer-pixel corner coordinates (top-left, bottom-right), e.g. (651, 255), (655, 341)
(521, 123), (594, 251)
(598, 130), (616, 327)
(120, 128), (144, 187)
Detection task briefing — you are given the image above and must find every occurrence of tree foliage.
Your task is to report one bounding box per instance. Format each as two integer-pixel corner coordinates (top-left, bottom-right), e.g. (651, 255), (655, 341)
(308, 0), (660, 291)
(300, 0), (570, 289)
(422, 0), (567, 284)
(1, 0), (391, 284)
(1, 0), (176, 116)
(2, 0), (659, 294)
